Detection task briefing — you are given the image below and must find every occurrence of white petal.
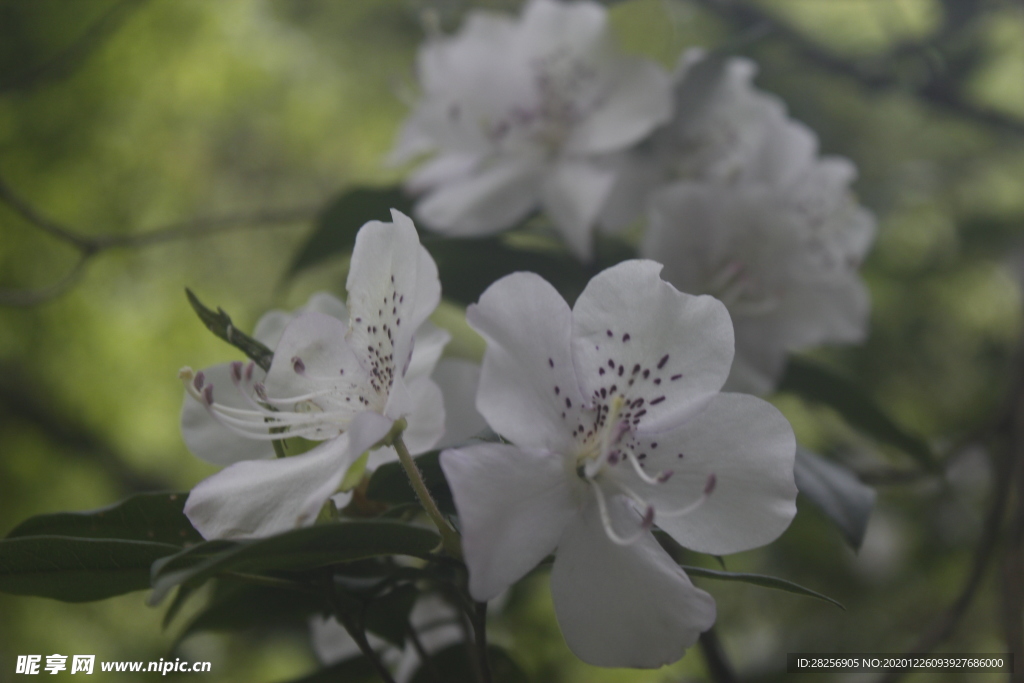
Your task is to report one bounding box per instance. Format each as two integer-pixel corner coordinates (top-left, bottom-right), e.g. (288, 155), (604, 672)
(405, 321), (451, 384)
(565, 58), (673, 155)
(541, 162), (616, 261)
(399, 377), (445, 455)
(550, 496), (715, 668)
(184, 411), (393, 540)
(441, 443), (579, 601)
(180, 363), (275, 466)
(619, 392), (797, 555)
(518, 0), (608, 60)
(467, 272), (586, 452)
(347, 212), (438, 382)
(265, 311), (370, 424)
(406, 153), (479, 194)
(571, 260), (734, 431)
(252, 292), (348, 349)
(415, 157), (542, 237)
(432, 358), (487, 448)
(597, 151), (664, 232)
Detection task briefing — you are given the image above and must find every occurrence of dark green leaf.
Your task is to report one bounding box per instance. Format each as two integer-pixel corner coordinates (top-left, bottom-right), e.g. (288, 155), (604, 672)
(175, 581), (325, 645)
(186, 289), (274, 371)
(151, 520), (440, 602)
(425, 235), (592, 307)
(0, 536), (180, 602)
(681, 565), (845, 610)
(363, 583), (418, 648)
(795, 447), (876, 550)
(286, 186), (412, 278)
(408, 644), (529, 683)
(6, 492), (203, 546)
(366, 450), (455, 515)
(778, 357), (937, 471)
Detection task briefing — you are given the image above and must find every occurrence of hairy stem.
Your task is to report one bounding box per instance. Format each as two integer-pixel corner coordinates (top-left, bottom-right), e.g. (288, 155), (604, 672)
(392, 434), (462, 559)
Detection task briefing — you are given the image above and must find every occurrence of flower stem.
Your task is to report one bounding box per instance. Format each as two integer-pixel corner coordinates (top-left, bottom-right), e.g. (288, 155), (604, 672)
(392, 433), (463, 559)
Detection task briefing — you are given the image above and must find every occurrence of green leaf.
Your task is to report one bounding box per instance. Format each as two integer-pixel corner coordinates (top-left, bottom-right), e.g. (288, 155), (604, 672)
(362, 583), (418, 648)
(151, 520), (440, 603)
(795, 447), (876, 550)
(778, 357), (937, 471)
(0, 536), (180, 602)
(6, 492), (203, 546)
(185, 288), (274, 371)
(365, 451), (456, 515)
(681, 565), (845, 610)
(408, 644), (529, 683)
(425, 235), (592, 307)
(174, 581), (325, 645)
(286, 186), (412, 278)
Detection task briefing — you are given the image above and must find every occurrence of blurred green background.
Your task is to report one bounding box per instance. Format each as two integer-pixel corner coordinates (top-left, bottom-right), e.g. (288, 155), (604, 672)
(1, 0), (1023, 681)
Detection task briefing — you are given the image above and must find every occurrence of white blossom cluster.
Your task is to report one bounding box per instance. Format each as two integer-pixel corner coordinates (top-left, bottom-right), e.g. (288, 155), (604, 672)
(177, 0), (877, 672)
(398, 0), (875, 395)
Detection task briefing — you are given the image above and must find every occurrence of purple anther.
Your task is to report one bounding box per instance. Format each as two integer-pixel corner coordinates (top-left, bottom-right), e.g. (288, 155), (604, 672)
(606, 451), (620, 466)
(230, 360), (243, 383)
(292, 356), (306, 375)
(656, 470), (674, 484)
(193, 371), (205, 391)
(640, 506), (655, 530)
(244, 362), (255, 382)
(253, 382), (267, 401)
(202, 385), (214, 405)
(704, 473), (717, 495)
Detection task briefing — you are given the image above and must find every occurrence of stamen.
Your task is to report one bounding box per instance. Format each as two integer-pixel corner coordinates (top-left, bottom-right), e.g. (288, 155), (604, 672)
(623, 448), (672, 486)
(230, 360), (243, 383)
(657, 473), (717, 519)
(292, 357), (306, 375)
(589, 481), (652, 546)
(193, 371), (205, 392)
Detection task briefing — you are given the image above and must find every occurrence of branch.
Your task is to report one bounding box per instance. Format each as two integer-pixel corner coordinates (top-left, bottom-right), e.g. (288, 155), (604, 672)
(0, 0), (152, 94)
(700, 628), (739, 683)
(693, 0), (1024, 137)
(0, 173), (321, 307)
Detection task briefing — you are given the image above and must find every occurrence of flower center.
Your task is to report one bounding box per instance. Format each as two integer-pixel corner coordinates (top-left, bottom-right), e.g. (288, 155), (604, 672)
(571, 395), (717, 546)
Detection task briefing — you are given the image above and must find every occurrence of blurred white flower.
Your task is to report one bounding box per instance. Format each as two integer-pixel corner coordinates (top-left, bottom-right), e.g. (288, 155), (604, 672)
(440, 261), (797, 668)
(599, 50), (800, 230)
(642, 168), (874, 395)
(393, 0), (672, 260)
(179, 211), (448, 539)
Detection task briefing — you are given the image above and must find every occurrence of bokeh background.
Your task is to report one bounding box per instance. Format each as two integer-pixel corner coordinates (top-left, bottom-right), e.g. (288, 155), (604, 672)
(1, 0), (1023, 681)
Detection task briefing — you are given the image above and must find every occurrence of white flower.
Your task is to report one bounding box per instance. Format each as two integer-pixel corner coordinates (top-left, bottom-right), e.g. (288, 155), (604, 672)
(439, 261), (797, 668)
(641, 169), (874, 395)
(393, 0), (672, 260)
(601, 50), (829, 230)
(179, 211), (447, 539)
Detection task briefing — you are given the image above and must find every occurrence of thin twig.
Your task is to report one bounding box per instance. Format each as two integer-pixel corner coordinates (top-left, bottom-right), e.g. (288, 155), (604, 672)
(692, 0), (1024, 137)
(471, 602), (493, 683)
(0, 173), (320, 307)
(406, 621), (444, 683)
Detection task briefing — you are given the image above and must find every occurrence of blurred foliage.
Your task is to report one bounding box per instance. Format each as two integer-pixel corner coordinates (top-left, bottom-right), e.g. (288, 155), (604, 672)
(1, 0), (1023, 681)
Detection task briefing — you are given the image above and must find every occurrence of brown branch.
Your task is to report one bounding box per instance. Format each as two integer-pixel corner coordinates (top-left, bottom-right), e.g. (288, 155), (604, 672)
(693, 0), (1024, 137)
(0, 0), (152, 94)
(0, 173), (321, 307)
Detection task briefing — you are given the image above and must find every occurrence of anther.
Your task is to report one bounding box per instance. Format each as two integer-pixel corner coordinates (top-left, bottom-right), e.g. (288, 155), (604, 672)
(292, 357), (306, 375)
(202, 385), (214, 405)
(193, 371), (205, 391)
